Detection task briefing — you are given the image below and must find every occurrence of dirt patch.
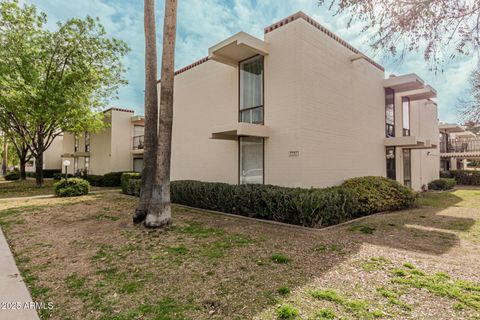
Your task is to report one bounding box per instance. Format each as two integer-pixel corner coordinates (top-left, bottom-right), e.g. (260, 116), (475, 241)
(0, 189), (479, 319)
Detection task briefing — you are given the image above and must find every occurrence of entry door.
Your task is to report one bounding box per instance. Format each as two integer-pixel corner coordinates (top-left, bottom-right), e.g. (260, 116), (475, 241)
(239, 137), (264, 184)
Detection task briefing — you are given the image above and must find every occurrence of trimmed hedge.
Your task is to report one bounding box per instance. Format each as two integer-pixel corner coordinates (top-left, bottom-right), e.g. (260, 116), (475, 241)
(85, 174), (104, 187)
(4, 171), (20, 181)
(102, 172), (127, 187)
(440, 170), (480, 185)
(121, 172), (141, 194)
(340, 176), (417, 215)
(54, 178), (90, 197)
(122, 176), (417, 228)
(428, 178), (456, 191)
(25, 169), (62, 179)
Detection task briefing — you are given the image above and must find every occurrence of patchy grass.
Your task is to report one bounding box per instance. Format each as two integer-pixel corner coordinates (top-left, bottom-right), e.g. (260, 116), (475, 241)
(0, 188), (479, 319)
(418, 188), (480, 208)
(0, 179), (55, 198)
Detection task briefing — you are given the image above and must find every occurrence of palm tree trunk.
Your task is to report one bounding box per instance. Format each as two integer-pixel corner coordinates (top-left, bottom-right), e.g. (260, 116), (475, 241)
(145, 0), (177, 228)
(133, 0), (159, 224)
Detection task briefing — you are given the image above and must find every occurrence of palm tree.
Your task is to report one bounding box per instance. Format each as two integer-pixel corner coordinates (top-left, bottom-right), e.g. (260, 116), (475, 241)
(133, 0), (159, 224)
(145, 0), (178, 228)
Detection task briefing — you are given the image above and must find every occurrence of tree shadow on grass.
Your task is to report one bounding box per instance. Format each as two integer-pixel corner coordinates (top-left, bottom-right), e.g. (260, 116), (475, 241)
(0, 190), (478, 320)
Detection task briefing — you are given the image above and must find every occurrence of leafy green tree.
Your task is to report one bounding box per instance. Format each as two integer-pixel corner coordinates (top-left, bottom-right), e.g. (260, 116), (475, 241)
(0, 0), (129, 186)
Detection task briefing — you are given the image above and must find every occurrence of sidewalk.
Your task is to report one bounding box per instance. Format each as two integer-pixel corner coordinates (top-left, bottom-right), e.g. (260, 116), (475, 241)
(0, 189), (122, 202)
(0, 229), (40, 320)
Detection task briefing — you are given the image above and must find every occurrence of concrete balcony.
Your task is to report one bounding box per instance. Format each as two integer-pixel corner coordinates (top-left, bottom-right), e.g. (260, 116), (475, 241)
(384, 136), (437, 149)
(211, 122), (269, 140)
(440, 138), (480, 158)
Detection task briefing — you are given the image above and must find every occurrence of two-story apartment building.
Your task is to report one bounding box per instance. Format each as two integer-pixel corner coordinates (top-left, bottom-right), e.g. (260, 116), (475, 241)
(58, 12), (439, 190)
(439, 123), (480, 171)
(61, 108), (145, 175)
(165, 12), (439, 191)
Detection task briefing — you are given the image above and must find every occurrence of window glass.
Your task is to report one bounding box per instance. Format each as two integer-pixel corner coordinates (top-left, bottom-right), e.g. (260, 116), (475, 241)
(134, 125), (144, 137)
(239, 137), (263, 184)
(240, 56), (263, 110)
(85, 133), (90, 152)
(133, 158), (143, 173)
(403, 149), (411, 188)
(386, 147), (396, 180)
(385, 88), (395, 137)
(402, 97), (410, 136)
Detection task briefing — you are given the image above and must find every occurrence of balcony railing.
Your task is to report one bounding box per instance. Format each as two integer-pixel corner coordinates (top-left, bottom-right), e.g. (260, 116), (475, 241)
(133, 135), (144, 150)
(440, 138), (480, 153)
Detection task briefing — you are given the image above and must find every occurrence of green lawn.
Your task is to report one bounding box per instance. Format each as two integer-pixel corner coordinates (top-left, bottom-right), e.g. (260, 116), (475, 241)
(0, 188), (478, 319)
(0, 179), (55, 198)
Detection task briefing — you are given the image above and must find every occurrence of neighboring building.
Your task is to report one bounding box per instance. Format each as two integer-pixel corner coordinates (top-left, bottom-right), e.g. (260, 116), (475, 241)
(26, 134), (63, 173)
(61, 108), (145, 175)
(163, 11), (439, 191)
(439, 123), (480, 171)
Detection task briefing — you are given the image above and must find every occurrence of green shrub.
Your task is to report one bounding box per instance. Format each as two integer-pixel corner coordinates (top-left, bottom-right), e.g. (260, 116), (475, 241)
(85, 174), (104, 187)
(428, 178), (456, 191)
(4, 171), (20, 181)
(102, 172), (126, 187)
(442, 170), (480, 185)
(341, 176), (417, 215)
(123, 179), (141, 196)
(43, 169), (61, 178)
(170, 181), (359, 228)
(53, 173), (62, 180)
(54, 178), (90, 197)
(121, 172), (141, 194)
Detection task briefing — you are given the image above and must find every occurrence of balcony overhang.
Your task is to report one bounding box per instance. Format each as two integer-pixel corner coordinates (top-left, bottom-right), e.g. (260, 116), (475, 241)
(208, 32), (269, 67)
(439, 123), (465, 133)
(403, 85), (437, 101)
(211, 122), (269, 140)
(440, 152), (480, 158)
(384, 136), (437, 149)
(61, 152), (90, 158)
(383, 74), (425, 92)
(131, 115), (145, 125)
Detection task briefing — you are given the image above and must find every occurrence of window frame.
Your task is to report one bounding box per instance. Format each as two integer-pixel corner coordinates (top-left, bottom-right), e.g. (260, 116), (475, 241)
(238, 54), (264, 125)
(402, 97), (411, 136)
(386, 147), (396, 180)
(403, 148), (412, 188)
(238, 136), (265, 185)
(385, 88), (395, 138)
(85, 132), (90, 152)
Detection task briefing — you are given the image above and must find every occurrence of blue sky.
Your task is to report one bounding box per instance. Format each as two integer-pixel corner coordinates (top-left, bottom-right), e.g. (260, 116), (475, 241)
(25, 0), (477, 123)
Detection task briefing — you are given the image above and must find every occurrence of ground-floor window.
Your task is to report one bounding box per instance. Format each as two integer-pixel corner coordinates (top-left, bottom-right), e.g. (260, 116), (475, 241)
(85, 157), (90, 174)
(440, 159), (450, 171)
(386, 147), (396, 180)
(133, 158), (143, 173)
(403, 149), (412, 188)
(239, 137), (264, 184)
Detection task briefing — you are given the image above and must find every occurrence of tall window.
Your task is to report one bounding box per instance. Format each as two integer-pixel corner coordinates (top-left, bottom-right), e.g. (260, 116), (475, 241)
(386, 147), (396, 180)
(74, 136), (79, 152)
(402, 97), (410, 136)
(133, 158), (143, 173)
(85, 157), (90, 173)
(240, 56), (264, 124)
(403, 149), (412, 188)
(385, 88), (395, 137)
(239, 137), (264, 184)
(85, 132), (90, 152)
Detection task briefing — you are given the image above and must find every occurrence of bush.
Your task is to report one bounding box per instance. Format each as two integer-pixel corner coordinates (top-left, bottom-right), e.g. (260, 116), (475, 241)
(123, 178), (141, 196)
(170, 181), (359, 228)
(102, 172), (126, 187)
(442, 170), (480, 185)
(54, 178), (90, 197)
(43, 169), (61, 178)
(341, 176), (417, 215)
(85, 174), (104, 187)
(122, 178), (418, 228)
(428, 178), (456, 191)
(121, 172), (141, 194)
(4, 171), (20, 181)
(53, 173), (62, 180)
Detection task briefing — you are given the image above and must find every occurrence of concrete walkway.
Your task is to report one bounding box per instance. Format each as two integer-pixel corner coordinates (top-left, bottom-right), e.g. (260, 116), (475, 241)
(0, 229), (39, 320)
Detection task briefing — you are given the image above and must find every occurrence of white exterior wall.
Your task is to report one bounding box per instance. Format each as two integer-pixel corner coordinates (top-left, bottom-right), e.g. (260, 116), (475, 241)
(169, 61), (238, 184)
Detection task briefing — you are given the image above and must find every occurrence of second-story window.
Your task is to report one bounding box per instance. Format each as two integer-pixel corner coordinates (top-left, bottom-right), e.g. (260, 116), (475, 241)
(385, 88), (395, 137)
(240, 55), (264, 124)
(85, 132), (90, 152)
(74, 136), (79, 152)
(402, 97), (410, 136)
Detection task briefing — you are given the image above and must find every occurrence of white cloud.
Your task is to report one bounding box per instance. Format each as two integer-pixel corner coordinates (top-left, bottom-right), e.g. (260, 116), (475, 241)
(25, 0), (476, 122)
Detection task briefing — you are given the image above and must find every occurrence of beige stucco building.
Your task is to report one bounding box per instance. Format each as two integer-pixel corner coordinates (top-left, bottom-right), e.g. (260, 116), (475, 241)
(165, 12), (439, 191)
(58, 12), (440, 191)
(439, 123), (480, 170)
(26, 134), (63, 173)
(61, 108), (145, 175)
